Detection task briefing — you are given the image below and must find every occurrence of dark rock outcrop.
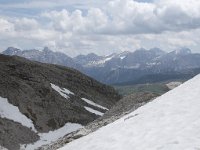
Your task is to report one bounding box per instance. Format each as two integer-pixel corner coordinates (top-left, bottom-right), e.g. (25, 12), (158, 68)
(0, 117), (39, 150)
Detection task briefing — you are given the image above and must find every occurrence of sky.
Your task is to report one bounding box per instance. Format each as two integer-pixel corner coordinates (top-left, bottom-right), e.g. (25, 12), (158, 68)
(0, 0), (200, 56)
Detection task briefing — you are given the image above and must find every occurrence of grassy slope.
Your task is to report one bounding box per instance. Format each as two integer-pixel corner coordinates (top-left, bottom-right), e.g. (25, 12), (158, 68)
(114, 83), (170, 96)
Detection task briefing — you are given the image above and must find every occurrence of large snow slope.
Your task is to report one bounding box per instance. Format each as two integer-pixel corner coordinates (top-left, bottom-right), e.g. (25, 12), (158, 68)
(59, 75), (200, 150)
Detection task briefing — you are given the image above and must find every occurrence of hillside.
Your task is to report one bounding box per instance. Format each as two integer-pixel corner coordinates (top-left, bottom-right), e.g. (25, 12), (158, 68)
(38, 92), (159, 150)
(59, 74), (200, 150)
(0, 54), (120, 150)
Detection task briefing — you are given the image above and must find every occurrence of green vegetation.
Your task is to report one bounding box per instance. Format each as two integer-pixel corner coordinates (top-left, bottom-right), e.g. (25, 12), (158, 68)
(114, 83), (170, 96)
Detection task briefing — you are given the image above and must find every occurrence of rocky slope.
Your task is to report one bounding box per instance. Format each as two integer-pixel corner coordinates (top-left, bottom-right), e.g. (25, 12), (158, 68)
(0, 118), (39, 150)
(0, 54), (120, 150)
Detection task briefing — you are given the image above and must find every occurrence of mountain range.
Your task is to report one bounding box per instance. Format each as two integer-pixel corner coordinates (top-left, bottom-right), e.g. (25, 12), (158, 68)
(1, 49), (199, 149)
(2, 47), (200, 84)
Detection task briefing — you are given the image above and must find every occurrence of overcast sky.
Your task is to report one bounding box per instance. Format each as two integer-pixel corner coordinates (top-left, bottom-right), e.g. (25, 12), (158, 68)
(0, 0), (200, 56)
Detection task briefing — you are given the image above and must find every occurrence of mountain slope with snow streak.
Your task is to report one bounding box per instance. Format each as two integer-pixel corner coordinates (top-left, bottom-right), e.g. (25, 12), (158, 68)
(81, 98), (108, 110)
(0, 54), (120, 150)
(50, 83), (74, 100)
(60, 74), (200, 150)
(0, 97), (36, 132)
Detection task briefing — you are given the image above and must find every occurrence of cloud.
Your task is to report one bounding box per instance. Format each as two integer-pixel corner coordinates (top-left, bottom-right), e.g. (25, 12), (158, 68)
(41, 0), (200, 35)
(0, 0), (112, 9)
(0, 18), (14, 33)
(14, 18), (39, 31)
(1, 0), (200, 56)
(42, 8), (108, 34)
(155, 0), (200, 31)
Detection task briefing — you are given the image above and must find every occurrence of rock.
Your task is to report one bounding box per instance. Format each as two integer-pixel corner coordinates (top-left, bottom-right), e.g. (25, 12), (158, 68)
(0, 117), (39, 150)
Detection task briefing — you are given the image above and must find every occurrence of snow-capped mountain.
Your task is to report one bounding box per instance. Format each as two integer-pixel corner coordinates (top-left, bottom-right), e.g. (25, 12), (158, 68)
(83, 47), (200, 71)
(2, 47), (83, 70)
(82, 48), (200, 84)
(74, 51), (131, 68)
(0, 54), (120, 150)
(75, 48), (200, 72)
(73, 53), (104, 67)
(2, 47), (200, 84)
(73, 48), (165, 69)
(59, 74), (200, 150)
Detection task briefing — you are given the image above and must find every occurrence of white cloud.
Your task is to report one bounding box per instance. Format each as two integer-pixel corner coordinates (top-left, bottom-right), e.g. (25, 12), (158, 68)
(0, 18), (14, 34)
(1, 0), (200, 56)
(41, 0), (200, 35)
(14, 18), (39, 31)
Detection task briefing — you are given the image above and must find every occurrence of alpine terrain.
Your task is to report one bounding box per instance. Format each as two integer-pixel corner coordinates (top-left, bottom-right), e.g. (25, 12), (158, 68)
(0, 54), (120, 150)
(3, 47), (200, 84)
(58, 74), (200, 150)
(1, 0), (200, 150)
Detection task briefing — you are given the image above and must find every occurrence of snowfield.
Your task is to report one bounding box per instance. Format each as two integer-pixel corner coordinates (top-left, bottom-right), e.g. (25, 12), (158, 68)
(0, 97), (36, 132)
(0, 145), (8, 150)
(21, 123), (83, 150)
(166, 81), (182, 90)
(59, 74), (200, 150)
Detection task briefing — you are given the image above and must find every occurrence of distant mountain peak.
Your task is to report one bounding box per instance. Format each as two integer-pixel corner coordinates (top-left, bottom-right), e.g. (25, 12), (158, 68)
(149, 48), (166, 56)
(3, 47), (21, 55)
(43, 46), (52, 52)
(149, 47), (164, 53)
(86, 53), (101, 59)
(135, 48), (147, 52)
(175, 48), (191, 55)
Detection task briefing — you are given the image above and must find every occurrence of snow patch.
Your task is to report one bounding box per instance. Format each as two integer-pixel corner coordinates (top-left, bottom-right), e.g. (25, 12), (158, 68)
(59, 74), (200, 150)
(81, 98), (108, 110)
(51, 83), (74, 100)
(0, 96), (36, 132)
(120, 56), (126, 60)
(166, 82), (182, 90)
(86, 55), (115, 67)
(84, 107), (104, 116)
(21, 123), (83, 150)
(0, 145), (8, 150)
(123, 64), (140, 69)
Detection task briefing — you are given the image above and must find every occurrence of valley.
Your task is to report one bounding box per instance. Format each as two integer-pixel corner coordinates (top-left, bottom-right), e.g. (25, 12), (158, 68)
(3, 47), (200, 85)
